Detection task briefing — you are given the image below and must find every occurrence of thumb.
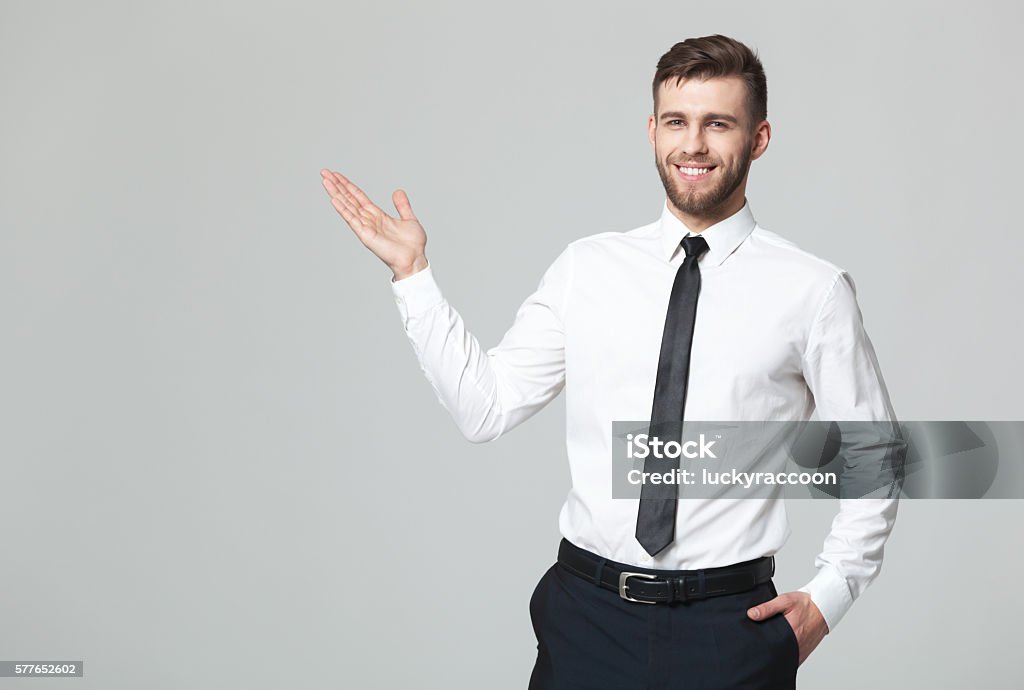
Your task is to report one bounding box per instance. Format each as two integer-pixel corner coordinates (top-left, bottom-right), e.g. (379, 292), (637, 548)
(393, 189), (417, 221)
(747, 594), (789, 621)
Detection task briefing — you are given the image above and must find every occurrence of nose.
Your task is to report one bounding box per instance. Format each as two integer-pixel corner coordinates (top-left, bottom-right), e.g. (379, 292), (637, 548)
(680, 126), (709, 157)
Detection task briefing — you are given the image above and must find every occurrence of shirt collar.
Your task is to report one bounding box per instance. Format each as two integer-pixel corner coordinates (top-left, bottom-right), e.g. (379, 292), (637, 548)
(658, 197), (757, 266)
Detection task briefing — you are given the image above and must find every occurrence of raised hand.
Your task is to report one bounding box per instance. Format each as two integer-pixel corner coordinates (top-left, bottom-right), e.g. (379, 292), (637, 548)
(320, 169), (429, 280)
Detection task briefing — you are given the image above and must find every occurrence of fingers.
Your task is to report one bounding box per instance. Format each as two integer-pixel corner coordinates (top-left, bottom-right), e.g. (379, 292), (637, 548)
(330, 195), (373, 243)
(747, 594), (792, 620)
(321, 171), (356, 208)
(321, 170), (375, 242)
(326, 170), (386, 221)
(321, 171), (375, 223)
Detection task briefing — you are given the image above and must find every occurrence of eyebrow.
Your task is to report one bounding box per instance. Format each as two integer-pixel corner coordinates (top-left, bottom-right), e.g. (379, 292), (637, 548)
(659, 111), (740, 124)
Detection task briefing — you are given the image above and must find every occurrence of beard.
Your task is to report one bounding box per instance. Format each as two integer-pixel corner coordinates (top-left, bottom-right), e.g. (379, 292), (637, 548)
(655, 143), (752, 218)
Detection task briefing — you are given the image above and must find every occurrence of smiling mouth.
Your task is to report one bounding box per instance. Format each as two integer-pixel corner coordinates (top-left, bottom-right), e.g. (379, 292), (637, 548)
(675, 164), (716, 181)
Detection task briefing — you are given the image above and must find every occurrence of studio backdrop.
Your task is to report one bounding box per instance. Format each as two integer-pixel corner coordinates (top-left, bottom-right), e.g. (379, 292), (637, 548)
(2, 1), (1022, 688)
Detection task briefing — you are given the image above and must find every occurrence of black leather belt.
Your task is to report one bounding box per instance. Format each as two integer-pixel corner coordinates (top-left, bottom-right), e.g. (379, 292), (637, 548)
(557, 538), (775, 604)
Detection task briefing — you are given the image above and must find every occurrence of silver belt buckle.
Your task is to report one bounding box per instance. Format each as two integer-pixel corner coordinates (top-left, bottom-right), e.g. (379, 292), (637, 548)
(618, 571), (659, 603)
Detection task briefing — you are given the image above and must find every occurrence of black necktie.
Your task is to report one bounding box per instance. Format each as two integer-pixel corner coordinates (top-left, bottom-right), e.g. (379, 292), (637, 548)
(635, 234), (710, 557)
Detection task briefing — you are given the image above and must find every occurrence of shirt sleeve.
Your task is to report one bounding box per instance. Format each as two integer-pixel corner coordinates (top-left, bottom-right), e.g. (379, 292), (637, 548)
(798, 270), (903, 632)
(389, 244), (574, 443)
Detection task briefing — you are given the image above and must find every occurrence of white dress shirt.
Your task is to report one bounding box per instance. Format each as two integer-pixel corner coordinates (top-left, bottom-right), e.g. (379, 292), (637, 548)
(389, 198), (899, 631)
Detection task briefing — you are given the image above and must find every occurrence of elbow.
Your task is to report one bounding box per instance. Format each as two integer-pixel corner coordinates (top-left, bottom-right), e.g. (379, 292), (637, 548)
(458, 412), (507, 444)
(460, 423), (503, 444)
(450, 376), (528, 444)
(464, 431), (499, 444)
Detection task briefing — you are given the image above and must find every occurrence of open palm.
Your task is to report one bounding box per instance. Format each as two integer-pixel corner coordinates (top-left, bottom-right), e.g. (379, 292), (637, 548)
(320, 169), (428, 278)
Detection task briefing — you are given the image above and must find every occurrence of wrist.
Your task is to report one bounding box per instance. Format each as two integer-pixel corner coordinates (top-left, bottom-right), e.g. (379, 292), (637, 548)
(391, 255), (429, 281)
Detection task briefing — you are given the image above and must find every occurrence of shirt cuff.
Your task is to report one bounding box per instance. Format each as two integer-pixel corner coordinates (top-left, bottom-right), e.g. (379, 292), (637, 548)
(390, 262), (445, 320)
(798, 564), (854, 633)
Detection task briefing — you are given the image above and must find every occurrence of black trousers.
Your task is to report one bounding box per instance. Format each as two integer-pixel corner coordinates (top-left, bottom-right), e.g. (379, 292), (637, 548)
(528, 541), (798, 689)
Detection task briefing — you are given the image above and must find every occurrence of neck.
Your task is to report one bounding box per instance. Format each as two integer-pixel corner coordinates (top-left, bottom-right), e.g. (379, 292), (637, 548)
(668, 190), (746, 234)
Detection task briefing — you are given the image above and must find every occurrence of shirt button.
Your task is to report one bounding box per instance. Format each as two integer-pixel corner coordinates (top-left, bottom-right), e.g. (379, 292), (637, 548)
(395, 297), (403, 306)
(641, 554), (652, 562)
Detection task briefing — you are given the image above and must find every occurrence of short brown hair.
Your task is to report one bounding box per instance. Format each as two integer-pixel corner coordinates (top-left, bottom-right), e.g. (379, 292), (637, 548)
(652, 34), (767, 128)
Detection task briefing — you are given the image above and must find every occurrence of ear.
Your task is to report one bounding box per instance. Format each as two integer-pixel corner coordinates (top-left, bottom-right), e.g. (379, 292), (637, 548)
(648, 114), (657, 151)
(750, 119), (771, 161)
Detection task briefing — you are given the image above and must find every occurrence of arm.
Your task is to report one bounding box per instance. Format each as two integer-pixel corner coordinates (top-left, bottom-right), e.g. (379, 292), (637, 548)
(319, 167), (571, 444)
(796, 270), (902, 632)
(390, 246), (573, 443)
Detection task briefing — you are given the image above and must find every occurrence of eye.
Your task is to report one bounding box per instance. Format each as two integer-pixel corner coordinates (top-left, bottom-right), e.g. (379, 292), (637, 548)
(668, 119), (683, 126)
(708, 121), (726, 128)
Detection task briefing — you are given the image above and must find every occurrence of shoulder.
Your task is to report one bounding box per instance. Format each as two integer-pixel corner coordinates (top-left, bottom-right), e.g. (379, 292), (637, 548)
(562, 220), (661, 261)
(745, 225), (850, 293)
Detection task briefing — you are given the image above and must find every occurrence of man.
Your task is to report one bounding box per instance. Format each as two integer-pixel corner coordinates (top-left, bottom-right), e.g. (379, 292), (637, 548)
(321, 33), (900, 689)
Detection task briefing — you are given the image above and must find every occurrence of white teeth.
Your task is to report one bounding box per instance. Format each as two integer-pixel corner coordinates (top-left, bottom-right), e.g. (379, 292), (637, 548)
(678, 166), (710, 176)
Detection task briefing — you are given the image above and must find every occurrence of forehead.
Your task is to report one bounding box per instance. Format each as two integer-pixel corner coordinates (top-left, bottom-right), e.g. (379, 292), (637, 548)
(656, 76), (747, 117)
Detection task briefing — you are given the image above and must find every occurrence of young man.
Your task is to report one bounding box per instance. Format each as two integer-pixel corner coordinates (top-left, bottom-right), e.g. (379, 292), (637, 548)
(322, 33), (900, 690)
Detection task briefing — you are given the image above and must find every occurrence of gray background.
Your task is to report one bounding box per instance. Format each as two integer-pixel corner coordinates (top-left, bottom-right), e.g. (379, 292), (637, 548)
(2, 0), (1022, 687)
